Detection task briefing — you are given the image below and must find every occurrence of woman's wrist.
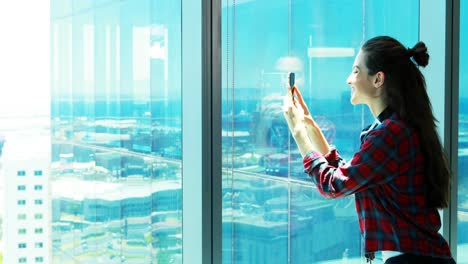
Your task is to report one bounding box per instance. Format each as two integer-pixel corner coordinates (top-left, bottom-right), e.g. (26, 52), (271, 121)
(292, 123), (307, 138)
(292, 128), (315, 157)
(304, 121), (331, 155)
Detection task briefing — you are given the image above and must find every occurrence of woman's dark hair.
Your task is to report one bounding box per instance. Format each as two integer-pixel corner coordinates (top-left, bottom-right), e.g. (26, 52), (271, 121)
(361, 36), (451, 208)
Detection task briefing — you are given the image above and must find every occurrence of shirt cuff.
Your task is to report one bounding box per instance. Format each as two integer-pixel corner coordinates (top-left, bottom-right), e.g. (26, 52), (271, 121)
(303, 148), (343, 174)
(302, 150), (324, 175)
(323, 148), (342, 167)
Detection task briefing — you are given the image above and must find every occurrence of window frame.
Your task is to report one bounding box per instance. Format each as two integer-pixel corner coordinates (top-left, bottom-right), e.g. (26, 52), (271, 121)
(204, 0), (461, 263)
(181, 0), (221, 263)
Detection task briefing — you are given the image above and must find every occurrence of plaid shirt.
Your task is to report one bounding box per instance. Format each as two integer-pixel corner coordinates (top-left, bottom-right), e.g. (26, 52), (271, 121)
(303, 109), (452, 259)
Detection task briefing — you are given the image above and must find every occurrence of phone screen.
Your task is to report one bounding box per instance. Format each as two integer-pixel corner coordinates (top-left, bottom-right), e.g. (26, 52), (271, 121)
(289, 72), (295, 88)
(289, 72), (296, 104)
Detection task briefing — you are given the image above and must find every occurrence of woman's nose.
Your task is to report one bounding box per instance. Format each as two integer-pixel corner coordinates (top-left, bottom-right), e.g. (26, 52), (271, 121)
(346, 75), (352, 85)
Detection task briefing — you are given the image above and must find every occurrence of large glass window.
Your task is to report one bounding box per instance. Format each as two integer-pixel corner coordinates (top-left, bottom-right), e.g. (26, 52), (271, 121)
(222, 0), (419, 263)
(458, 1), (468, 263)
(50, 1), (182, 263)
(3, 1), (465, 264)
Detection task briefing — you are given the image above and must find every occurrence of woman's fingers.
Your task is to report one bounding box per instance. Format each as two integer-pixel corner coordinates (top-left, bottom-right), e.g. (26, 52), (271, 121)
(293, 86), (310, 116)
(287, 86), (294, 98)
(283, 106), (296, 131)
(282, 91), (294, 112)
(303, 115), (316, 127)
(283, 98), (297, 120)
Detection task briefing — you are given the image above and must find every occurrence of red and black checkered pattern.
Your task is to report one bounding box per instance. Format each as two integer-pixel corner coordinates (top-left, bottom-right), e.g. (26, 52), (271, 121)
(303, 111), (452, 260)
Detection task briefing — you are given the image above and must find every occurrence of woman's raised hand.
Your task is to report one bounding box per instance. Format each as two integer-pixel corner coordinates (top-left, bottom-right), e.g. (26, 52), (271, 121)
(283, 86), (306, 136)
(284, 85), (331, 156)
(292, 85), (314, 127)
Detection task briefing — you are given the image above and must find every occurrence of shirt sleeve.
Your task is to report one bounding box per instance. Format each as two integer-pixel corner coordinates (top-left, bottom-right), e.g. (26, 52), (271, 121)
(303, 125), (399, 198)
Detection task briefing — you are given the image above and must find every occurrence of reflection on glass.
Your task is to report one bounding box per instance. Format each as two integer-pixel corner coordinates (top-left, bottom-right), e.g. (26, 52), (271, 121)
(222, 0), (418, 263)
(459, 1), (468, 263)
(51, 1), (182, 263)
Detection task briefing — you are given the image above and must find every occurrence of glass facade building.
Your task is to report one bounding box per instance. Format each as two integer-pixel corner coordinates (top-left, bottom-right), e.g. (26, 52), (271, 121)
(50, 1), (182, 263)
(0, 0), (465, 263)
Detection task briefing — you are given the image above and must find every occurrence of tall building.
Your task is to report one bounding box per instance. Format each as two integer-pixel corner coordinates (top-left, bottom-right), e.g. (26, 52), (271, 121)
(2, 132), (51, 264)
(0, 134), (5, 257)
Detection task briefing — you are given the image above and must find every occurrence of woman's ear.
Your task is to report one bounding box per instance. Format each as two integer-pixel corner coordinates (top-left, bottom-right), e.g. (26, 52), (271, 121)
(374, 71), (385, 88)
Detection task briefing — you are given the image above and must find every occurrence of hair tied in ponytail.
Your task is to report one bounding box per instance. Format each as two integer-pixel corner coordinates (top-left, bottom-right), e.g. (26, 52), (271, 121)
(409, 42), (429, 67)
(407, 47), (415, 58)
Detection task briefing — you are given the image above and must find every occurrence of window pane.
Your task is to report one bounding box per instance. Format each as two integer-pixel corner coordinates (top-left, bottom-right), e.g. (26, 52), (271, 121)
(17, 214), (27, 220)
(50, 0), (182, 263)
(459, 0), (468, 262)
(222, 0), (419, 263)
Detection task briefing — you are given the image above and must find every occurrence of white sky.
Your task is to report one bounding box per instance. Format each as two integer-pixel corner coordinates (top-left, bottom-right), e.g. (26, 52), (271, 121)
(0, 1), (50, 117)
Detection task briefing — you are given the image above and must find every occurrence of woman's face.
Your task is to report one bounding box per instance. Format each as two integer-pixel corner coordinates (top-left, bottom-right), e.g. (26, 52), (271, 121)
(346, 51), (379, 105)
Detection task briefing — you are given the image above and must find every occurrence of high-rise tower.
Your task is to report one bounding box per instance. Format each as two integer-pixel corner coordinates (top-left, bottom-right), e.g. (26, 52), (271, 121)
(2, 131), (51, 264)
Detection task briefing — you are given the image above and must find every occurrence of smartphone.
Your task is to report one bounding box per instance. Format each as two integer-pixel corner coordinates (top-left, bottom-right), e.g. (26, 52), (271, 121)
(289, 72), (296, 104)
(289, 72), (295, 88)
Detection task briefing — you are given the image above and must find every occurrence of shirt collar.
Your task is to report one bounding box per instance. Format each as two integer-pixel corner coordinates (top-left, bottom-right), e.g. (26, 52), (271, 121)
(376, 107), (393, 123)
(360, 107), (393, 144)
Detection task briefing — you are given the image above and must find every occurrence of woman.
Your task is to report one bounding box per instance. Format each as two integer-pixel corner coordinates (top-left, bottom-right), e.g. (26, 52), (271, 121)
(283, 36), (456, 264)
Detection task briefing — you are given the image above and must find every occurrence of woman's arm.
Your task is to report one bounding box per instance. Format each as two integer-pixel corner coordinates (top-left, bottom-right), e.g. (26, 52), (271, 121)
(284, 86), (331, 156)
(303, 115), (331, 155)
(305, 124), (402, 198)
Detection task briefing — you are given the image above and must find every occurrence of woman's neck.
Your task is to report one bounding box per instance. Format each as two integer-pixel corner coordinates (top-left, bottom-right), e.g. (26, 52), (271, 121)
(368, 99), (387, 118)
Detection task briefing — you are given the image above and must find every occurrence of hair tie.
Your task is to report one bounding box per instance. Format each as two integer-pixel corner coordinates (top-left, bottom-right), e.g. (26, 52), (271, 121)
(407, 47), (414, 58)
